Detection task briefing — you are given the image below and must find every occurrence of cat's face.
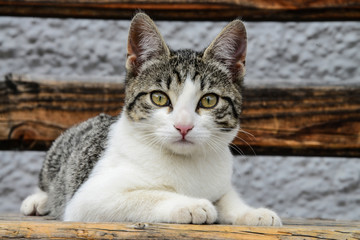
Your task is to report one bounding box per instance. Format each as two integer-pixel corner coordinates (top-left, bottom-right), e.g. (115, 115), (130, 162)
(124, 13), (247, 156)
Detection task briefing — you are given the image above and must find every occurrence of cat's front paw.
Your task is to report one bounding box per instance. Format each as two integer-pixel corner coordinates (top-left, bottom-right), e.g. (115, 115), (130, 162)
(235, 208), (282, 226)
(169, 199), (217, 224)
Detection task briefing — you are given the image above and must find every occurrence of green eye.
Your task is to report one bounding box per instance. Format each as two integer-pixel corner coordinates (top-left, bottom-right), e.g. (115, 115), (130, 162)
(199, 94), (218, 109)
(151, 91), (170, 107)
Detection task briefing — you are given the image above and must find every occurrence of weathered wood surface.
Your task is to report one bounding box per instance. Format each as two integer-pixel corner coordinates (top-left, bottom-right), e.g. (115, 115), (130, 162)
(0, 0), (359, 21)
(237, 86), (360, 157)
(0, 214), (359, 240)
(1, 74), (360, 157)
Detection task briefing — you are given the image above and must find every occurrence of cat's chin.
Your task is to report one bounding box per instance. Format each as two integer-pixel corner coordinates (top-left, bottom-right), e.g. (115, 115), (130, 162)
(165, 140), (198, 156)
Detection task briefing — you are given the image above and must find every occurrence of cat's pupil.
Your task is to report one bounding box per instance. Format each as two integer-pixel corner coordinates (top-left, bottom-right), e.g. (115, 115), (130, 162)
(206, 96), (211, 104)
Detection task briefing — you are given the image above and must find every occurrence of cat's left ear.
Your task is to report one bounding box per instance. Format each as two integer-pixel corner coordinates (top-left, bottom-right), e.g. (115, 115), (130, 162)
(203, 20), (247, 82)
(126, 13), (170, 75)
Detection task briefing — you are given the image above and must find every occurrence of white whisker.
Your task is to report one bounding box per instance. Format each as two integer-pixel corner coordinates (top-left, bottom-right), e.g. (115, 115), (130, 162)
(238, 128), (256, 140)
(231, 135), (256, 156)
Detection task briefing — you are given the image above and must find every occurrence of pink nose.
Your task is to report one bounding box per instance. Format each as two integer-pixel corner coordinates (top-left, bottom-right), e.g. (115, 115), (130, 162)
(174, 125), (194, 139)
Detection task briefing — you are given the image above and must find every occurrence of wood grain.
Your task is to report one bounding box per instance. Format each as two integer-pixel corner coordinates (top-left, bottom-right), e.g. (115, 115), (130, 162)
(0, 74), (124, 150)
(0, 214), (359, 240)
(1, 74), (360, 157)
(235, 86), (360, 157)
(0, 0), (359, 21)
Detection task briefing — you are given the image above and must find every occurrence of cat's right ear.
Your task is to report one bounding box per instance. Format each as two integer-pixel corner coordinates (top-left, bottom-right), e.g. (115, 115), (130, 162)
(126, 13), (170, 75)
(203, 19), (247, 82)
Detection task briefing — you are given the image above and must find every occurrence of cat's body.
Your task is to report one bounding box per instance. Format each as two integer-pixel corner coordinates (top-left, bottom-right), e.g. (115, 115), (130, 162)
(21, 13), (282, 226)
(37, 114), (116, 218)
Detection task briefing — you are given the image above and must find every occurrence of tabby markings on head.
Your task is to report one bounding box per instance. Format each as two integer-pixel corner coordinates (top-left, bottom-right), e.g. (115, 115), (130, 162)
(124, 13), (246, 132)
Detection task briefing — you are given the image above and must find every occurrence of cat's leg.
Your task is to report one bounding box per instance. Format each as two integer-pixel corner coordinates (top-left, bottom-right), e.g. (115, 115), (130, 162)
(64, 189), (217, 224)
(152, 191), (218, 224)
(215, 188), (282, 226)
(20, 188), (49, 216)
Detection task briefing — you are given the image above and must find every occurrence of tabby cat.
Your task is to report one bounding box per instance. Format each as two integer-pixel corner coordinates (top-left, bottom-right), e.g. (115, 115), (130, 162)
(21, 13), (281, 226)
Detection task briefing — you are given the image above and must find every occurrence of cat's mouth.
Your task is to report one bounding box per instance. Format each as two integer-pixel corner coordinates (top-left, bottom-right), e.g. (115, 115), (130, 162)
(166, 138), (197, 155)
(174, 139), (194, 145)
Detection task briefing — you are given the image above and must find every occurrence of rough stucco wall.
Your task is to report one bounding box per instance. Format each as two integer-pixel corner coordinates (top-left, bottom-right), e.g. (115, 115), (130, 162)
(1, 18), (359, 85)
(233, 156), (360, 220)
(0, 17), (359, 220)
(0, 151), (44, 213)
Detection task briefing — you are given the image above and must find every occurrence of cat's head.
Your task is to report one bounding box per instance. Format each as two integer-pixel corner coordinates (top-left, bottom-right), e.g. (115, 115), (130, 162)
(124, 13), (246, 156)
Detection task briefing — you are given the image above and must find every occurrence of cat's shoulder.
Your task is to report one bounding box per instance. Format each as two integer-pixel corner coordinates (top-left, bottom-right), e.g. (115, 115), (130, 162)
(62, 113), (116, 141)
(47, 113), (118, 157)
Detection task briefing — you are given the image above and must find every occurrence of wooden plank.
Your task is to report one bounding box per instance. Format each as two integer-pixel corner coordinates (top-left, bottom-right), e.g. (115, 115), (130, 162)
(0, 74), (125, 150)
(3, 213), (360, 228)
(0, 215), (359, 240)
(0, 0), (359, 21)
(1, 74), (360, 157)
(0, 214), (358, 228)
(236, 86), (360, 157)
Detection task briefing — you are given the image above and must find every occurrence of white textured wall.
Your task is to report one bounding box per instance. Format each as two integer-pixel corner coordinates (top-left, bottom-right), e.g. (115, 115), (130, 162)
(1, 18), (359, 85)
(0, 17), (359, 220)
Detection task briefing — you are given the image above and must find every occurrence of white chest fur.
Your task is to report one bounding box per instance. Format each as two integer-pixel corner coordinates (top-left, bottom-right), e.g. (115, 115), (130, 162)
(91, 114), (234, 203)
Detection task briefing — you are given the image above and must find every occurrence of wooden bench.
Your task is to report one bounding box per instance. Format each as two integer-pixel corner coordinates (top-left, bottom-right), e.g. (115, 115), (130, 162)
(1, 214), (360, 239)
(1, 74), (360, 157)
(1, 1), (360, 239)
(0, 0), (359, 21)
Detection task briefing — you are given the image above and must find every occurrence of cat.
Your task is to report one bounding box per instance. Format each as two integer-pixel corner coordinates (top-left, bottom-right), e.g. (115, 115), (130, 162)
(21, 13), (282, 226)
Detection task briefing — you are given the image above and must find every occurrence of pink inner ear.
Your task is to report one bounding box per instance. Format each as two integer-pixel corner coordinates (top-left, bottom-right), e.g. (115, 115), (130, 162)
(126, 29), (147, 73)
(127, 54), (137, 66)
(126, 41), (140, 72)
(127, 30), (142, 59)
(224, 32), (247, 81)
(234, 41), (247, 66)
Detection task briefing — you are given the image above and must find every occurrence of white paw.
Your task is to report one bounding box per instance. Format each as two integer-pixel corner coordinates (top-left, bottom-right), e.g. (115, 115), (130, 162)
(169, 199), (217, 224)
(235, 208), (282, 226)
(20, 190), (49, 216)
